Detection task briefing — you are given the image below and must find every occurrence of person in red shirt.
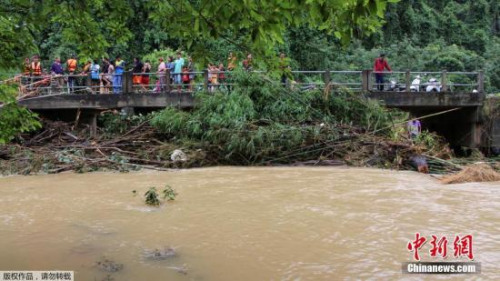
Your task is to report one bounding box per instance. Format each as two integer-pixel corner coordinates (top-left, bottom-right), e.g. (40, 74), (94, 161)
(373, 53), (392, 91)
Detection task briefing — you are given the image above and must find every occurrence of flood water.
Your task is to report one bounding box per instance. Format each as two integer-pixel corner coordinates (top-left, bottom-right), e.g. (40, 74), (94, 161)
(0, 167), (498, 280)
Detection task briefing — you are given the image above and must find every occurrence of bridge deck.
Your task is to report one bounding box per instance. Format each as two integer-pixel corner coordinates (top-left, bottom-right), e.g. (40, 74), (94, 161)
(18, 91), (482, 110)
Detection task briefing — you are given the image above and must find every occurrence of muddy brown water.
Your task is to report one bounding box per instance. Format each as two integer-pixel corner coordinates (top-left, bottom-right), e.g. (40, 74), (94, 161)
(0, 167), (498, 280)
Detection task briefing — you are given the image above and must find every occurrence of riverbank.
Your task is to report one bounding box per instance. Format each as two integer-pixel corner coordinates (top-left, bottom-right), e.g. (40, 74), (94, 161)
(1, 117), (497, 177)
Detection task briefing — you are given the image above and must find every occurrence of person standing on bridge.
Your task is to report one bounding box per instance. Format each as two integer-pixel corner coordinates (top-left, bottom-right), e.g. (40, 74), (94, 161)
(50, 57), (64, 90)
(227, 52), (237, 71)
(373, 53), (392, 91)
(173, 52), (185, 92)
(30, 55), (43, 85)
(100, 58), (110, 94)
(23, 57), (31, 76)
(157, 57), (167, 92)
(22, 57), (31, 88)
(113, 56), (125, 94)
(90, 59), (100, 94)
(132, 57), (144, 92)
(106, 60), (115, 94)
(142, 60), (151, 92)
(67, 55), (78, 94)
(242, 53), (253, 71)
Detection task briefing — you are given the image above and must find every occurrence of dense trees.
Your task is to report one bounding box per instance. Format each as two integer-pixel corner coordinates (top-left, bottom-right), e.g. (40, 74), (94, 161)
(287, 0), (500, 91)
(1, 0), (394, 66)
(2, 1), (498, 91)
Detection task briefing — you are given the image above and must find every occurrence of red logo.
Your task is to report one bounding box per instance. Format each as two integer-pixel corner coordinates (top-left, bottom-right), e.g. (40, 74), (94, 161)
(407, 234), (474, 261)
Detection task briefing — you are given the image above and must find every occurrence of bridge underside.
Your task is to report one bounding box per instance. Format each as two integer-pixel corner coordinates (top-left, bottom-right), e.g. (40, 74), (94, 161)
(368, 92), (483, 149)
(19, 91), (484, 149)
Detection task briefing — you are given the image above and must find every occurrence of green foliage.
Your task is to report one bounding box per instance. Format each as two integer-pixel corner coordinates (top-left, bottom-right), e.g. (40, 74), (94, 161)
(99, 112), (149, 137)
(141, 48), (183, 70)
(0, 83), (41, 144)
(144, 187), (161, 206)
(162, 185), (177, 201)
(151, 71), (405, 164)
(143, 185), (177, 206)
(1, 0), (393, 68)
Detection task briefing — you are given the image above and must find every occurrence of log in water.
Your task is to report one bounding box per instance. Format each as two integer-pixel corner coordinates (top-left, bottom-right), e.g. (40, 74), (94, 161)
(0, 167), (498, 280)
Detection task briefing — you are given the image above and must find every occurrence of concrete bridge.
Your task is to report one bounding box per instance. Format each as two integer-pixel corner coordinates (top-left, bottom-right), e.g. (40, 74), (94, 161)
(15, 70), (494, 151)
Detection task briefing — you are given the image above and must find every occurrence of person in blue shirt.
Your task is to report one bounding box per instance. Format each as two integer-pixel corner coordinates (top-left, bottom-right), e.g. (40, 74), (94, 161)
(164, 56), (173, 85)
(173, 52), (185, 92)
(113, 56), (125, 94)
(90, 59), (100, 93)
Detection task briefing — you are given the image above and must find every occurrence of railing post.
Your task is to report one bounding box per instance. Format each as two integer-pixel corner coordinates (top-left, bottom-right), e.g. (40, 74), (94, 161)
(203, 69), (209, 91)
(323, 70), (330, 88)
(441, 70), (448, 92)
(362, 70), (372, 92)
(405, 70), (411, 92)
(477, 70), (484, 95)
(166, 69), (171, 93)
(123, 71), (133, 93)
(361, 70), (369, 92)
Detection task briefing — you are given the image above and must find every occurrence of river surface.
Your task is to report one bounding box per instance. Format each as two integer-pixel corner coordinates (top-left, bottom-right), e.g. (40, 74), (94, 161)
(0, 167), (498, 280)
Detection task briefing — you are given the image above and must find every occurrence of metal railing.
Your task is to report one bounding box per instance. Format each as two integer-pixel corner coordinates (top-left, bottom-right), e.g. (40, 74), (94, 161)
(11, 69), (485, 99)
(368, 70), (483, 93)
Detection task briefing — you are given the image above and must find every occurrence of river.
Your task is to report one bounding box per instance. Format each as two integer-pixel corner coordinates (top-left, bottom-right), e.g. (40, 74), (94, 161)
(0, 167), (498, 280)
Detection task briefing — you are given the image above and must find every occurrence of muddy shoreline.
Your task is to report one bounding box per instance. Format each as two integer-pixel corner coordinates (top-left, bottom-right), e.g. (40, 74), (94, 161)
(1, 119), (496, 176)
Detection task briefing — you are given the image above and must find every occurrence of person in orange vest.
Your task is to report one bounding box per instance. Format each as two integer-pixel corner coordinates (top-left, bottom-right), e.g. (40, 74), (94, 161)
(31, 55), (42, 76)
(67, 54), (78, 93)
(30, 55), (43, 85)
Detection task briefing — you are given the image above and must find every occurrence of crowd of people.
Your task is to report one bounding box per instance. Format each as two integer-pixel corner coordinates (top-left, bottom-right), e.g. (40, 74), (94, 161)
(20, 51), (393, 94)
(19, 51), (267, 95)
